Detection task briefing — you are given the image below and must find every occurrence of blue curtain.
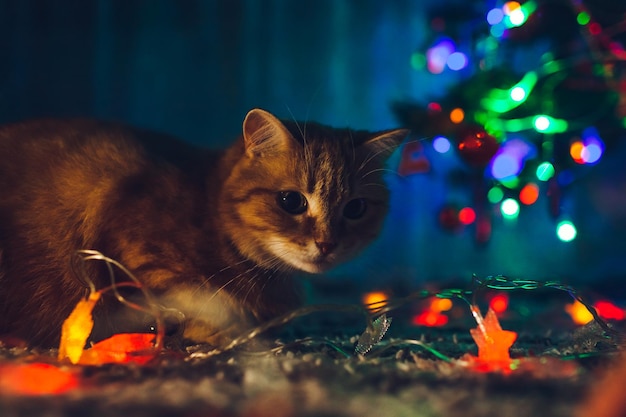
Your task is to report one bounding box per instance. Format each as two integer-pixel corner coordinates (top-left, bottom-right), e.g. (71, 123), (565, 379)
(0, 0), (432, 145)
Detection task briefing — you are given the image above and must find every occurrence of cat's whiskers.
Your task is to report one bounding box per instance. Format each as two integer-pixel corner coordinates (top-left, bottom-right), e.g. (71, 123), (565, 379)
(215, 268), (260, 312)
(240, 266), (281, 309)
(348, 129), (357, 169)
(356, 146), (395, 176)
(286, 106), (314, 179)
(196, 253), (286, 317)
(206, 264), (259, 301)
(359, 167), (398, 180)
(285, 107), (305, 142)
(357, 138), (426, 183)
(239, 272), (262, 306)
(356, 136), (421, 177)
(286, 106), (305, 140)
(211, 260), (281, 316)
(302, 131), (314, 181)
(301, 82), (323, 142)
(191, 265), (261, 321)
(255, 253), (283, 268)
(244, 255), (299, 309)
(360, 182), (390, 190)
(189, 258), (250, 299)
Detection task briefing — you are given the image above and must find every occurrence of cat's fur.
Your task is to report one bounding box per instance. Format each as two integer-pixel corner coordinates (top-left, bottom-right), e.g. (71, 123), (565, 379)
(0, 109), (406, 347)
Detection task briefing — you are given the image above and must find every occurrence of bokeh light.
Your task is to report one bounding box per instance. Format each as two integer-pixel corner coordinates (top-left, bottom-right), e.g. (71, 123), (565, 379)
(570, 134), (604, 165)
(580, 127), (604, 164)
(532, 115), (568, 133)
(490, 138), (534, 181)
(588, 22), (601, 35)
(487, 8), (504, 25)
(533, 115), (550, 131)
(510, 86), (526, 102)
(427, 102), (442, 113)
(410, 52), (426, 70)
(569, 140), (585, 164)
(508, 8), (526, 26)
(503, 1), (521, 15)
(487, 186), (504, 204)
(413, 297), (452, 327)
(427, 39), (455, 74)
(413, 311), (448, 327)
(491, 153), (522, 180)
(565, 300), (593, 325)
(519, 183), (539, 205)
(536, 162), (555, 181)
(489, 293), (509, 314)
(362, 291), (389, 312)
(458, 207), (476, 225)
(582, 138), (603, 164)
(500, 176), (520, 189)
(430, 298), (453, 313)
(609, 41), (625, 56)
(501, 198), (520, 219)
(507, 0), (536, 28)
(447, 52), (468, 70)
(576, 11), (591, 25)
(433, 136), (451, 153)
(490, 24), (506, 38)
(449, 107), (465, 124)
(556, 220), (577, 242)
(567, 299), (626, 325)
(595, 301), (625, 321)
(482, 72), (537, 113)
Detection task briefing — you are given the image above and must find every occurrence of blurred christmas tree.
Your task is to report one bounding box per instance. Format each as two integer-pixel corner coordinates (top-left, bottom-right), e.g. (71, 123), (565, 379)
(394, 0), (626, 245)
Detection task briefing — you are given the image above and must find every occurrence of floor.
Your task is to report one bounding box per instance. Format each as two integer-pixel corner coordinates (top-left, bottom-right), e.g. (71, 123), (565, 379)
(0, 284), (623, 417)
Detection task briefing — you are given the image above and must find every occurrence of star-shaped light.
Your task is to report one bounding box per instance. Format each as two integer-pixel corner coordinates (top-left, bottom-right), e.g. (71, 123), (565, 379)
(469, 306), (517, 367)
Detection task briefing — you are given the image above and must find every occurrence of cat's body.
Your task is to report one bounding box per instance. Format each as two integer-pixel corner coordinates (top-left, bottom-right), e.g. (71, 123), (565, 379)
(0, 109), (405, 347)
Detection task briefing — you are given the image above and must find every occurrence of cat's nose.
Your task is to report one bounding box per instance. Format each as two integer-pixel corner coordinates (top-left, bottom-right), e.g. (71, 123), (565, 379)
(315, 241), (337, 256)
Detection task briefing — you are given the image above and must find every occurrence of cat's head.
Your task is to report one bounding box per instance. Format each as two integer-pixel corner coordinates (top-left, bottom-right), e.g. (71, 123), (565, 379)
(219, 108), (407, 274)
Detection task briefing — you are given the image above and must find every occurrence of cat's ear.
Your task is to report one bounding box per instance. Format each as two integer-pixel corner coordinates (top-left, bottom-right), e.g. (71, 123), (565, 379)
(360, 128), (409, 159)
(242, 108), (293, 157)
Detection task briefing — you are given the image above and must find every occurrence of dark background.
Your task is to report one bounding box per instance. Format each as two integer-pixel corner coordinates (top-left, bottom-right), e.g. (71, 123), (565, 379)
(0, 0), (423, 144)
(2, 0), (625, 291)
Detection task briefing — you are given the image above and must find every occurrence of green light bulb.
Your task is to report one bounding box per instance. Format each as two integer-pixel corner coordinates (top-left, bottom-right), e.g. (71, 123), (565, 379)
(501, 198), (520, 219)
(510, 87), (526, 102)
(576, 12), (591, 25)
(534, 116), (550, 131)
(533, 115), (568, 133)
(481, 72), (537, 113)
(487, 187), (504, 204)
(556, 221), (577, 242)
(536, 162), (555, 181)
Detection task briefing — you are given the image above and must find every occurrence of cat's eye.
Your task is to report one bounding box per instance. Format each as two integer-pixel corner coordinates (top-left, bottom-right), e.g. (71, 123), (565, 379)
(277, 191), (308, 215)
(343, 198), (367, 220)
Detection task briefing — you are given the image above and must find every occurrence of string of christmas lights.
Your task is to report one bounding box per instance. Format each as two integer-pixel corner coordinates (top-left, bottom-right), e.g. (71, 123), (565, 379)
(395, 0), (626, 245)
(2, 249), (624, 397)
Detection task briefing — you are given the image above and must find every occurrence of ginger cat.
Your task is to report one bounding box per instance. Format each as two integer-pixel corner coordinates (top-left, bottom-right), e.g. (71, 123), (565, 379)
(0, 109), (406, 347)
